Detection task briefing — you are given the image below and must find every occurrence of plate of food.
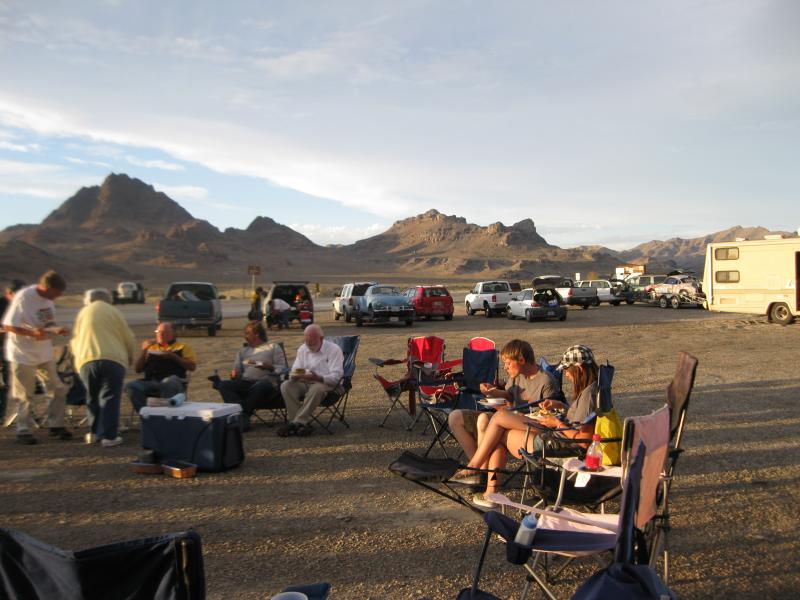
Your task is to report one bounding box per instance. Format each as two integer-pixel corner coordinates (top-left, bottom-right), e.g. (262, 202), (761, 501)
(479, 397), (506, 407)
(148, 350), (167, 356)
(291, 367), (306, 377)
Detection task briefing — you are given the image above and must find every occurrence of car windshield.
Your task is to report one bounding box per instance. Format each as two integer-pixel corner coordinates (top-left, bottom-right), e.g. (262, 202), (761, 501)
(370, 286), (400, 296)
(424, 288), (450, 297)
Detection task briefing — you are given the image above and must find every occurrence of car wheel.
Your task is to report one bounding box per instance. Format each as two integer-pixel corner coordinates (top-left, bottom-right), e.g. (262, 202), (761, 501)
(670, 295), (681, 309)
(626, 299), (635, 305)
(207, 325), (216, 337)
(525, 310), (534, 323)
(593, 298), (601, 307)
(405, 319), (413, 326)
(770, 302), (794, 325)
(355, 313), (363, 327)
(483, 303), (492, 318)
(466, 303), (475, 316)
(559, 313), (567, 321)
(658, 296), (669, 309)
(444, 313), (453, 321)
(345, 311), (352, 323)
(334, 310), (340, 321)
(582, 304), (589, 310)
(611, 301), (621, 307)
(506, 307), (514, 320)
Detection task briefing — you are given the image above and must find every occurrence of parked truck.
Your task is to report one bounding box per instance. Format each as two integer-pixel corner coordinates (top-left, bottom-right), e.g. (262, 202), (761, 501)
(531, 275), (597, 309)
(703, 236), (799, 324)
(465, 281), (515, 317)
(156, 282), (223, 336)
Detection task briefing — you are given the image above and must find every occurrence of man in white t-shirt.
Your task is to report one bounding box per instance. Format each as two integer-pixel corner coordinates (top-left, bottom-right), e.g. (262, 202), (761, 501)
(2, 271), (73, 444)
(277, 324), (343, 437)
(265, 297), (292, 329)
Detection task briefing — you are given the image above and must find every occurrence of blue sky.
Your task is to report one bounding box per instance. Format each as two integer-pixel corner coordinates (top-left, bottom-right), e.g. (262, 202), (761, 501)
(0, 1), (798, 249)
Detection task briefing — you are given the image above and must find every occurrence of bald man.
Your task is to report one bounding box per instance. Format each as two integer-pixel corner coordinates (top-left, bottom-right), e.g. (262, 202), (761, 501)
(278, 324), (343, 437)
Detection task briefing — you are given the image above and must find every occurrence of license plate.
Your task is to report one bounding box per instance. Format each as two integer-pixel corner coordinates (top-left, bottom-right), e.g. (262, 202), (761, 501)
(547, 311), (555, 317)
(391, 306), (400, 312)
(389, 316), (399, 322)
(433, 301), (442, 307)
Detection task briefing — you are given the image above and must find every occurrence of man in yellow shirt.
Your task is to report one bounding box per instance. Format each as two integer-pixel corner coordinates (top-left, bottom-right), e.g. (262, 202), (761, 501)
(70, 289), (137, 447)
(125, 322), (196, 413)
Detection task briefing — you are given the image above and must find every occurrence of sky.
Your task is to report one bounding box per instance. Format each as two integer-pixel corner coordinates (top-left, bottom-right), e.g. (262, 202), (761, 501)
(0, 0), (798, 250)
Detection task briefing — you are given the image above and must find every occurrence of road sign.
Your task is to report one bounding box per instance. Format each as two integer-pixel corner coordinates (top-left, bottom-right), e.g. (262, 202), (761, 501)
(247, 265), (261, 276)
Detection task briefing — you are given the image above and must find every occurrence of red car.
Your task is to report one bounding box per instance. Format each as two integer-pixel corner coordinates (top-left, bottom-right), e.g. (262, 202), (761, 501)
(403, 285), (454, 320)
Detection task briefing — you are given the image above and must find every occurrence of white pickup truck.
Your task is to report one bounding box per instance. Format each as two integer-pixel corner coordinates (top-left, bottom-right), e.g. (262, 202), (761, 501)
(465, 281), (515, 318)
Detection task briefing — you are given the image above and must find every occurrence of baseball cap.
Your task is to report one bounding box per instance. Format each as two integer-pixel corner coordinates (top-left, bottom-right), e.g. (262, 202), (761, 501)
(560, 344), (596, 368)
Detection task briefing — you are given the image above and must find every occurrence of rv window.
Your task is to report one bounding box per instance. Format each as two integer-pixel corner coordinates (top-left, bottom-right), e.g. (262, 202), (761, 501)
(714, 247), (739, 260)
(715, 270), (740, 283)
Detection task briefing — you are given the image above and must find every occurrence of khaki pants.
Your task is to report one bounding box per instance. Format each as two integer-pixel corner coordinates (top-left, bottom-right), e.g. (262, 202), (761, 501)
(10, 361), (67, 433)
(280, 379), (333, 425)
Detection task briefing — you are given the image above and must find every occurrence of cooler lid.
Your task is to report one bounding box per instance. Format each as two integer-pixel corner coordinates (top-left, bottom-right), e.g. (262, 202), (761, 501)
(141, 401), (241, 420)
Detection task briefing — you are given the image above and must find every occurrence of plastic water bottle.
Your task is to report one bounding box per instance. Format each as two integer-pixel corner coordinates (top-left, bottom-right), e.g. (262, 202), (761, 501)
(514, 513), (538, 547)
(168, 392), (187, 407)
(585, 434), (603, 471)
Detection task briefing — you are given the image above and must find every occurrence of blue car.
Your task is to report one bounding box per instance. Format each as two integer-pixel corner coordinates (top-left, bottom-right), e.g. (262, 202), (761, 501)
(354, 285), (415, 327)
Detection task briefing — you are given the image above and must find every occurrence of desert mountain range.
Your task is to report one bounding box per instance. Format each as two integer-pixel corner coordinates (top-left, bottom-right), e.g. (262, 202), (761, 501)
(0, 173), (792, 287)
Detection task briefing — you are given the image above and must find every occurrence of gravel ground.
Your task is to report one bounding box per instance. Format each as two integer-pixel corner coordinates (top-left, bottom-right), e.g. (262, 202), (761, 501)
(2, 304), (799, 599)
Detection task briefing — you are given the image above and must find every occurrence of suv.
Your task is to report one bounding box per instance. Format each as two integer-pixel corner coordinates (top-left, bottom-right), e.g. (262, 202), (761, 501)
(264, 281), (314, 328)
(332, 282), (378, 322)
(403, 285), (454, 320)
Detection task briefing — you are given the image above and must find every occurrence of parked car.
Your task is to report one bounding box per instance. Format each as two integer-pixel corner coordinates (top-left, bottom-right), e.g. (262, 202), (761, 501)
(646, 273), (705, 309)
(354, 285), (414, 327)
(624, 273), (667, 302)
(506, 287), (567, 322)
(464, 281), (515, 317)
(532, 275), (597, 309)
(332, 282), (378, 322)
(157, 282), (222, 336)
(264, 281), (314, 328)
(575, 279), (625, 306)
(403, 285), (454, 320)
(112, 281), (145, 304)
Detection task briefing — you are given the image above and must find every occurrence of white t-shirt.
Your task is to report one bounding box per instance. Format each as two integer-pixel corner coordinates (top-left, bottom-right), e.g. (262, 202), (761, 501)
(269, 298), (291, 312)
(2, 285), (58, 365)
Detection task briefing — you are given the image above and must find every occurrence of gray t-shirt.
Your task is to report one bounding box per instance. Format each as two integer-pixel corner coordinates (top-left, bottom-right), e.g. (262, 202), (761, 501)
(566, 381), (598, 424)
(507, 369), (560, 408)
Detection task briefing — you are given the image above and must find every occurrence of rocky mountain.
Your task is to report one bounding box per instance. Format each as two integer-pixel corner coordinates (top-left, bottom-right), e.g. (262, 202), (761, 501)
(0, 173), (794, 286)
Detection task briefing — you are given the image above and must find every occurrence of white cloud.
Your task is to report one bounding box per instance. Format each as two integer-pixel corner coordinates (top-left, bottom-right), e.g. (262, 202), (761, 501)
(0, 158), (62, 175)
(0, 140), (39, 152)
(126, 155), (184, 171)
(153, 184), (208, 200)
(288, 222), (387, 246)
(64, 156), (111, 168)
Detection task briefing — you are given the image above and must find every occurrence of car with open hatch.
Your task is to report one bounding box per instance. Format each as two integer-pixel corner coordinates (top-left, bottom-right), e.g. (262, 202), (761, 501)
(354, 284), (415, 327)
(403, 285), (454, 320)
(506, 287), (567, 322)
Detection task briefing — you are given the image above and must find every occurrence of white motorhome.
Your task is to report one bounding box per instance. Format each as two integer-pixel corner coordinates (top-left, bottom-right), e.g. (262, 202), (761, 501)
(703, 236), (799, 324)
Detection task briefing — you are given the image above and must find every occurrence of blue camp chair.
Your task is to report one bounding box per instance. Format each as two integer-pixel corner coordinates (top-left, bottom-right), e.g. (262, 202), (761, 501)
(309, 335), (360, 434)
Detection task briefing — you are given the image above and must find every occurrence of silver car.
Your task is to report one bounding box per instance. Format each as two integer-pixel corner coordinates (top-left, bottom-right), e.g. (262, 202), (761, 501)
(506, 287), (567, 322)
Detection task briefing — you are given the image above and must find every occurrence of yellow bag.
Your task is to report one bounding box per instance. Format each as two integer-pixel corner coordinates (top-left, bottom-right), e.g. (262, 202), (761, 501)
(595, 408), (623, 466)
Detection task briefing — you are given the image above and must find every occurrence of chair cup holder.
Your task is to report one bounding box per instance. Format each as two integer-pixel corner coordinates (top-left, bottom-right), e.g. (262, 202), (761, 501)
(505, 540), (533, 565)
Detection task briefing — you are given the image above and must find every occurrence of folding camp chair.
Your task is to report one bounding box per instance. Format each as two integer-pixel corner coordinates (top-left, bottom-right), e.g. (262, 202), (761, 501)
(250, 341), (291, 427)
(308, 335), (360, 434)
(468, 337), (496, 351)
(0, 528), (205, 600)
(519, 362), (621, 511)
(462, 404), (671, 600)
(646, 350), (698, 584)
(371, 336), (459, 428)
(419, 346), (499, 458)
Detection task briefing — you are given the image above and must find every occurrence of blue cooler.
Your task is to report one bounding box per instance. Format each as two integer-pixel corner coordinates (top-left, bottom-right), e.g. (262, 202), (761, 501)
(140, 402), (244, 472)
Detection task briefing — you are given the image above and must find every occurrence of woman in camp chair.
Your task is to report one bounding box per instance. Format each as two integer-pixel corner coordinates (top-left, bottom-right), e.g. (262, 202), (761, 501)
(455, 344), (599, 509)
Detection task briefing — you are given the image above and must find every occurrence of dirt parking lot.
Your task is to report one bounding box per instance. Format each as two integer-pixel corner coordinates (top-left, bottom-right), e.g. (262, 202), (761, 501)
(2, 303), (799, 599)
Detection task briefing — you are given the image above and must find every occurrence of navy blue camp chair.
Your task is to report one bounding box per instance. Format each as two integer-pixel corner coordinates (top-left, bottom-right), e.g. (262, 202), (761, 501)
(309, 335), (360, 434)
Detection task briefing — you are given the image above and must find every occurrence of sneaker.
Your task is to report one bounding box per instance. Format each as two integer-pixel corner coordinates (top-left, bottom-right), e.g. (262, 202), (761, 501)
(207, 374), (222, 389)
(276, 422), (298, 438)
(101, 436), (124, 448)
(49, 427), (73, 440)
(15, 432), (37, 445)
(472, 493), (499, 510)
(84, 433), (98, 444)
(295, 423), (314, 437)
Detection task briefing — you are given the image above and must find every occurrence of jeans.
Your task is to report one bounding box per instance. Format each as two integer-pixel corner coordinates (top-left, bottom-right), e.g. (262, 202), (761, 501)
(217, 378), (278, 416)
(125, 375), (186, 413)
(80, 360), (126, 440)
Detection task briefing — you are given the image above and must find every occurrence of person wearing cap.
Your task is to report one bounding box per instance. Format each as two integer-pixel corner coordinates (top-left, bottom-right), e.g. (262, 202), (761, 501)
(2, 271), (73, 444)
(453, 343), (599, 509)
(447, 339), (562, 463)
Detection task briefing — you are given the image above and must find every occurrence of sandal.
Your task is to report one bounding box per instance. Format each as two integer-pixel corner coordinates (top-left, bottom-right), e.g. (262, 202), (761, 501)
(450, 468), (482, 485)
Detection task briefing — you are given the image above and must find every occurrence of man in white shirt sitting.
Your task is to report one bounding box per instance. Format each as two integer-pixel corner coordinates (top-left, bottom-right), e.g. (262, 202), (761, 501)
(278, 324), (343, 437)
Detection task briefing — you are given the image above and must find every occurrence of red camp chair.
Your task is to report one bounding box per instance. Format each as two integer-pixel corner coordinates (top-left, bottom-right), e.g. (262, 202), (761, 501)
(468, 337), (496, 351)
(371, 336), (460, 428)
